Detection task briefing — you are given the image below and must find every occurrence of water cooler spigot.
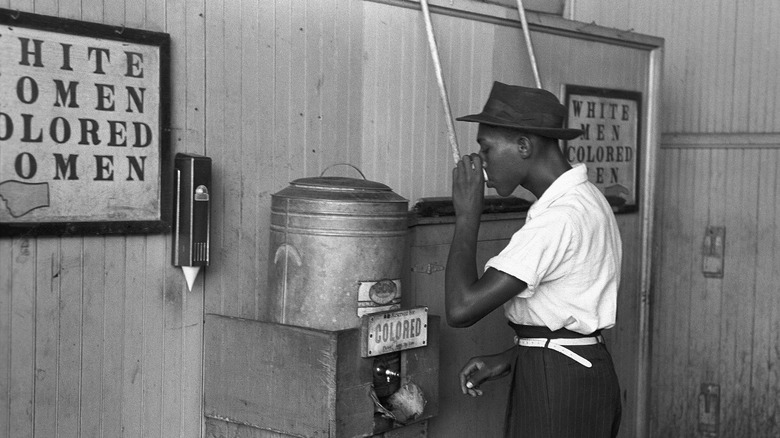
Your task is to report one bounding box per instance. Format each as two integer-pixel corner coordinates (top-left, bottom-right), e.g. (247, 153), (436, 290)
(375, 363), (401, 383)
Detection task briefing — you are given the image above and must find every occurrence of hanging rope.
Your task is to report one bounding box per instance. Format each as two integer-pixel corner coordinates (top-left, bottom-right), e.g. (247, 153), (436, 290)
(419, 0), (461, 164)
(419, 0), (541, 164)
(516, 0), (542, 88)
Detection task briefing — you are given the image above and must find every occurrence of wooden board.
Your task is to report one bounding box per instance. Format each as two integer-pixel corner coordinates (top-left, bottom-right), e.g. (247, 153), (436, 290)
(204, 313), (440, 437)
(205, 417), (429, 438)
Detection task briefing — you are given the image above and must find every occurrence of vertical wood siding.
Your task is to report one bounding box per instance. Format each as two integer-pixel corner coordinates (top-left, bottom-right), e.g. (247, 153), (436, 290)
(203, 0), (365, 320)
(650, 147), (780, 436)
(0, 0), (206, 437)
(1, 0), (366, 437)
(361, 2), (532, 203)
(573, 1), (780, 436)
(572, 0), (780, 134)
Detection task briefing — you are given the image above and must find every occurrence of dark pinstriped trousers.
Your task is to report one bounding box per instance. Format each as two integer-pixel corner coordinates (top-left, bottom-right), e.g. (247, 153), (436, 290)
(505, 325), (622, 438)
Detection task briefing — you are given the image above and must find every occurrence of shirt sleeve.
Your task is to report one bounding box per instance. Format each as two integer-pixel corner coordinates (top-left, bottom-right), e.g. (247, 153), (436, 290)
(484, 209), (576, 295)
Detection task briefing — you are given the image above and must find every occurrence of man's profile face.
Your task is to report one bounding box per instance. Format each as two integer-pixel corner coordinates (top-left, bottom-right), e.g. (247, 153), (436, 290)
(476, 124), (525, 197)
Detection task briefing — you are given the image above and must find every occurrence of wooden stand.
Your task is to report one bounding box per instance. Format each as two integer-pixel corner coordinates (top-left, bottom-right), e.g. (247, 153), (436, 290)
(204, 314), (440, 437)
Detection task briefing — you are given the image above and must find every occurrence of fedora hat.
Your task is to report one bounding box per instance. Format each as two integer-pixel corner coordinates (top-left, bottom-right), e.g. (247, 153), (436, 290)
(456, 81), (583, 140)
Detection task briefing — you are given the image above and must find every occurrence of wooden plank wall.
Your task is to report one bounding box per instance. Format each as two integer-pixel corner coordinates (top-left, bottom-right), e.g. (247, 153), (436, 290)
(361, 1), (496, 203)
(651, 146), (780, 437)
(0, 0), (204, 438)
(0, 0), (367, 437)
(572, 0), (780, 436)
(203, 0), (371, 434)
(202, 0), (365, 320)
(571, 0), (780, 134)
(0, 0), (207, 437)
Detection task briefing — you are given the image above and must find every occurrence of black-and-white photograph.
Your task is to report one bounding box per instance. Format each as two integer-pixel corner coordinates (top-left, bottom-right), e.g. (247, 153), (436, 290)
(0, 1), (772, 437)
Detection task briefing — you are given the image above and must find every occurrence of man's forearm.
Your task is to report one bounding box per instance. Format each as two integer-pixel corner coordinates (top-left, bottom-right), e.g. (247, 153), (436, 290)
(445, 216), (481, 326)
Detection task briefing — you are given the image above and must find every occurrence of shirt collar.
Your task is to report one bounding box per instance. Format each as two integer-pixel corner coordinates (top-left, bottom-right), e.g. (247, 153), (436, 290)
(527, 163), (588, 219)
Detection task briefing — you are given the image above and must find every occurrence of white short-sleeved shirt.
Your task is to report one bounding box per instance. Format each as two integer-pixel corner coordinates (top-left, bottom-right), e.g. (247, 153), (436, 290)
(484, 164), (622, 334)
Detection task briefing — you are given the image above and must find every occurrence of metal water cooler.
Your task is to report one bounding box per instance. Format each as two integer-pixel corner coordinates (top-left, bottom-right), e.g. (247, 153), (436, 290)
(205, 169), (439, 437)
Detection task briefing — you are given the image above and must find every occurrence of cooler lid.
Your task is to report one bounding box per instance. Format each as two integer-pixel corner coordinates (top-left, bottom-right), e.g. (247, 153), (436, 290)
(274, 164), (408, 204)
(289, 176), (392, 192)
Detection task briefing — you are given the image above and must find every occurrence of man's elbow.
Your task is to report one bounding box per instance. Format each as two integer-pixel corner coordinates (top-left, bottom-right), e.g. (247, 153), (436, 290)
(445, 308), (477, 328)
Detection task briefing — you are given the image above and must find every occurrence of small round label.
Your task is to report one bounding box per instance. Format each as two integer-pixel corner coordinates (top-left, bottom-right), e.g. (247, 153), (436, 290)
(369, 280), (398, 305)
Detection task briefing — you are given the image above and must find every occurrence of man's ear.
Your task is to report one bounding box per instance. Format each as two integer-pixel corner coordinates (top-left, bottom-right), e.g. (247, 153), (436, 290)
(516, 136), (532, 159)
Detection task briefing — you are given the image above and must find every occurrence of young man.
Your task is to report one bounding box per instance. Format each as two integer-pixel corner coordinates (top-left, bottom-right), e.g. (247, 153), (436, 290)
(445, 81), (622, 437)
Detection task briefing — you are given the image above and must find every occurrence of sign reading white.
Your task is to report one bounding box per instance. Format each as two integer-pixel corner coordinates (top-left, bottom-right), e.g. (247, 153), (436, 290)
(0, 24), (162, 223)
(564, 86), (641, 213)
(361, 306), (428, 358)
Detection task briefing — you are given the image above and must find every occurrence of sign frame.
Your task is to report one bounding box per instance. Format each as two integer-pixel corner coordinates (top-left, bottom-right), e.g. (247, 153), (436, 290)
(0, 8), (171, 236)
(563, 85), (642, 214)
(360, 306), (429, 358)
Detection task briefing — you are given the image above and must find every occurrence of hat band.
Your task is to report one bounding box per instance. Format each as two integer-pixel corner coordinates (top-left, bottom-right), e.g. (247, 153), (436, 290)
(483, 99), (565, 128)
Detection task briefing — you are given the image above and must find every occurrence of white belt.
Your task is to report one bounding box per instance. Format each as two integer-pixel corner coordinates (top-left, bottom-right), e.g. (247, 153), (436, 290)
(514, 335), (603, 368)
